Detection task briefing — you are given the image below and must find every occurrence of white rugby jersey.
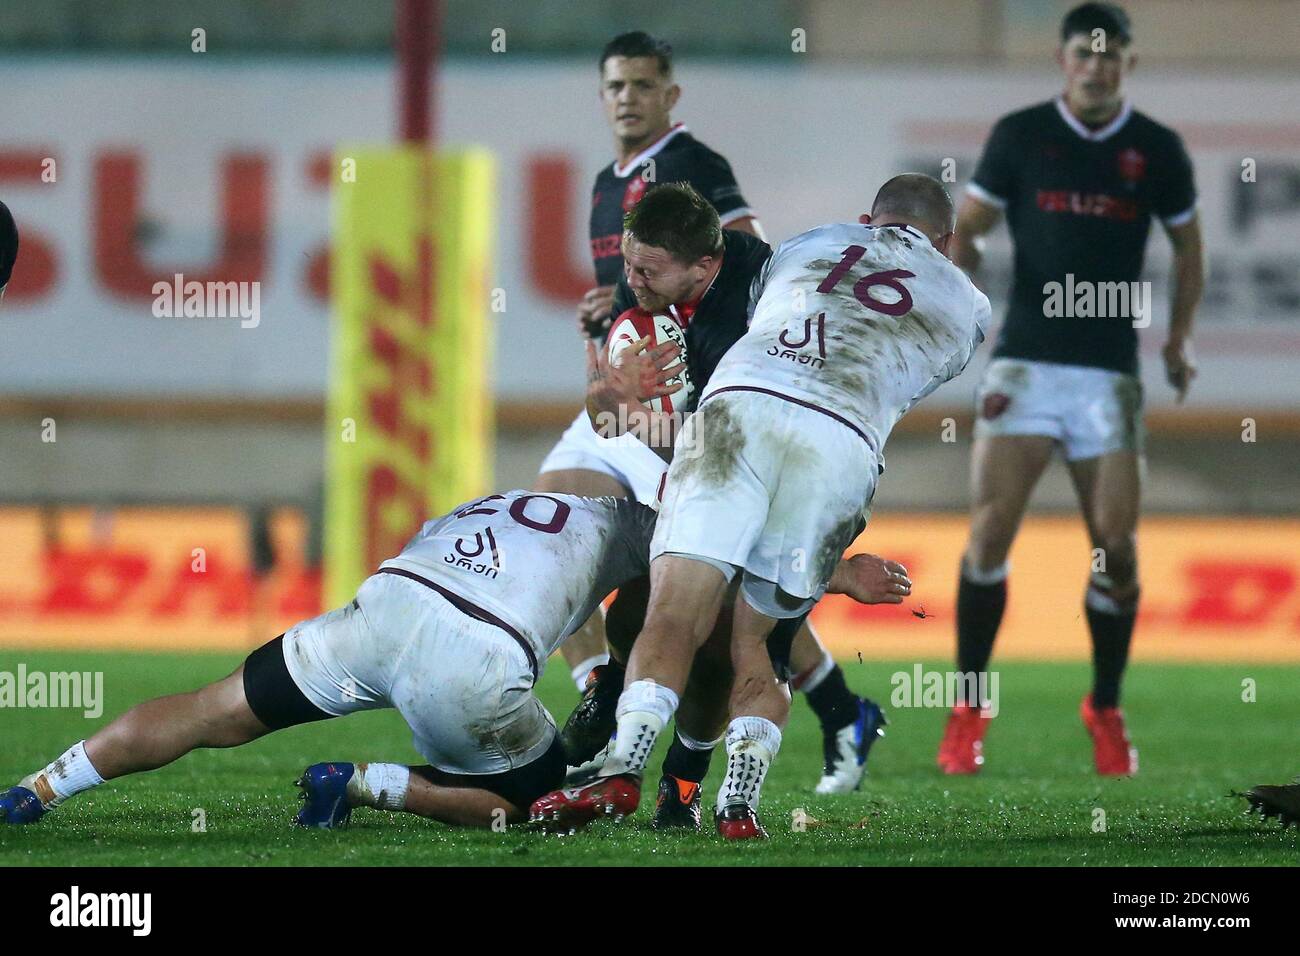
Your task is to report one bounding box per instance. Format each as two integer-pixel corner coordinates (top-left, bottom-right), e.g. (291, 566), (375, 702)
(379, 491), (654, 668)
(704, 222), (990, 457)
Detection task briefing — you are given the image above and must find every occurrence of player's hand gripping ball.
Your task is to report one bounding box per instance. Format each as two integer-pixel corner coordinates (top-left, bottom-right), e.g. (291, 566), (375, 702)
(607, 307), (694, 414)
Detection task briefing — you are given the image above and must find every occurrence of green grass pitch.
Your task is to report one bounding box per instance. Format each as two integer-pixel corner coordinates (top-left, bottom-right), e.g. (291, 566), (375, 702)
(1, 650), (1296, 866)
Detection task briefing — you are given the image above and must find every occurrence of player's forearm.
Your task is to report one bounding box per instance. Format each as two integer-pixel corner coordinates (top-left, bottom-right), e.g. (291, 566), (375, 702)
(951, 232), (984, 280)
(634, 409), (680, 462)
(588, 397), (679, 460)
(1167, 246), (1203, 344)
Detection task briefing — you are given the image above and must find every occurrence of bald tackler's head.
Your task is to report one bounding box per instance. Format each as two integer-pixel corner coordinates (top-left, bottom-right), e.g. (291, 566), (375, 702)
(865, 173), (956, 255)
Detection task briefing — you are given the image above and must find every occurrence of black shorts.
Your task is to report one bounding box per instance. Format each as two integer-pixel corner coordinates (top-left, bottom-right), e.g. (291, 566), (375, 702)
(242, 634), (332, 730)
(767, 610), (810, 683)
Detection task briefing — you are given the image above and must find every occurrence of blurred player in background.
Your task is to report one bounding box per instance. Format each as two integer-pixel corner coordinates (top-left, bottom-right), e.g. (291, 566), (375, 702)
(540, 32), (886, 797)
(536, 175), (989, 837)
(938, 2), (1203, 776)
(0, 199), (18, 302)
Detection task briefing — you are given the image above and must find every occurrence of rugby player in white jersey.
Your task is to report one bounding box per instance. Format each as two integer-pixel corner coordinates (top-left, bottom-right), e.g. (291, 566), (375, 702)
(0, 490), (903, 829)
(534, 174), (990, 837)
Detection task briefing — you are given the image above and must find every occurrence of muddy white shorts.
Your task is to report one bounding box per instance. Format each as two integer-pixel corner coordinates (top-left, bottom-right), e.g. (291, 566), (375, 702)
(974, 357), (1144, 460)
(650, 388), (877, 618)
(280, 571), (555, 775)
(536, 408), (669, 505)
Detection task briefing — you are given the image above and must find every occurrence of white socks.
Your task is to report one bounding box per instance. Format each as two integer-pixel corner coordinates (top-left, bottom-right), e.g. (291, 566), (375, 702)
(602, 679), (679, 777)
(346, 762), (410, 811)
(717, 717), (782, 814)
(22, 741), (105, 808)
(570, 653), (610, 693)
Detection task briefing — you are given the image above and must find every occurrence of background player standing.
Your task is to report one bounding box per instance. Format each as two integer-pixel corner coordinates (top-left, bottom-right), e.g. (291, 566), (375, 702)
(938, 2), (1204, 776)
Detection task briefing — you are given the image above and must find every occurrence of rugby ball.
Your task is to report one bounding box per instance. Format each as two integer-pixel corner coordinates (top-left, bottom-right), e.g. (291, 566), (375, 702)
(607, 307), (694, 414)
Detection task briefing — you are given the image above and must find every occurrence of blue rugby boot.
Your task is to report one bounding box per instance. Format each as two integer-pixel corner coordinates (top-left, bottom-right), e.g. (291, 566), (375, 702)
(0, 786), (48, 825)
(815, 698), (888, 794)
(295, 762), (355, 829)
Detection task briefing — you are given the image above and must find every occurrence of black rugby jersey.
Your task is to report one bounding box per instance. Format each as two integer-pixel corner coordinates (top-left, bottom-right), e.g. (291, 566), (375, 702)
(590, 123), (752, 288)
(969, 98), (1196, 375)
(610, 229), (771, 414)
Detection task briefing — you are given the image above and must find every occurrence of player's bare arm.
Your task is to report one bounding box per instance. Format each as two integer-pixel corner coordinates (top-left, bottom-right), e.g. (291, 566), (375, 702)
(951, 194), (1002, 281)
(1162, 214), (1204, 402)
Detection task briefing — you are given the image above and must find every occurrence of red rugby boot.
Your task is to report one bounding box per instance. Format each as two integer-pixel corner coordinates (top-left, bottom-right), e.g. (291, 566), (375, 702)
(937, 703), (991, 774)
(528, 773), (641, 834)
(1081, 694), (1138, 776)
(716, 803), (768, 840)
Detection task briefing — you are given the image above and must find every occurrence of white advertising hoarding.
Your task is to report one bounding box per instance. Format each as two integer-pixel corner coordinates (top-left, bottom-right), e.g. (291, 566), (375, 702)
(1, 57), (1296, 410)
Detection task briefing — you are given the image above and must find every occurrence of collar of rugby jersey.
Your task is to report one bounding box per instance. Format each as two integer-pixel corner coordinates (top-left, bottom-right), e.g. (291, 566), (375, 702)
(1053, 96), (1133, 142)
(612, 122), (689, 178)
(874, 222), (929, 241)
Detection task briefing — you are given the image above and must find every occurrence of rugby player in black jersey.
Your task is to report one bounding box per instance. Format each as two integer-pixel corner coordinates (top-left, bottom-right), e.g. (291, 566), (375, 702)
(938, 3), (1204, 776)
(539, 33), (890, 807)
(536, 32), (762, 702)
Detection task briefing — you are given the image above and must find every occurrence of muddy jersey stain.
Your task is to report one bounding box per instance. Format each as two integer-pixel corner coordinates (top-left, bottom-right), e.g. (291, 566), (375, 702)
(817, 512), (866, 586)
(675, 399), (746, 487)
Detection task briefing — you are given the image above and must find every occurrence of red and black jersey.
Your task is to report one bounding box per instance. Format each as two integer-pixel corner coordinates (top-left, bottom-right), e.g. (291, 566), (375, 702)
(610, 229), (772, 413)
(969, 98), (1196, 375)
(590, 123), (752, 287)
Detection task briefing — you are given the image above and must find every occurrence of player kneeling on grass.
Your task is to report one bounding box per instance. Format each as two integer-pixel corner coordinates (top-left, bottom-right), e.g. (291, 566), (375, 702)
(0, 489), (904, 831)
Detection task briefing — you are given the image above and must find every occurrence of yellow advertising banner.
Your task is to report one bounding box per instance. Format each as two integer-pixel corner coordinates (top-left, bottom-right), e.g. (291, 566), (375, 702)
(1, 508), (1298, 662)
(324, 147), (494, 608)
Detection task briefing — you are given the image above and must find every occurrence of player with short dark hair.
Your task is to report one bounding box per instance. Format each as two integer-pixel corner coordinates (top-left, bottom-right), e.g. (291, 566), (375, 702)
(937, 1), (1204, 776)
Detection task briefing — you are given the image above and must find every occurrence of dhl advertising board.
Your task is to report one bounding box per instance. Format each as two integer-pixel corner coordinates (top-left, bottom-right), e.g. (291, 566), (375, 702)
(1, 509), (1297, 663)
(324, 147), (495, 607)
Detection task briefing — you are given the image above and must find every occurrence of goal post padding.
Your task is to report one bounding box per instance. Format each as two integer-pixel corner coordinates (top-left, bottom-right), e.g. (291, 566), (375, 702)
(324, 147), (495, 607)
